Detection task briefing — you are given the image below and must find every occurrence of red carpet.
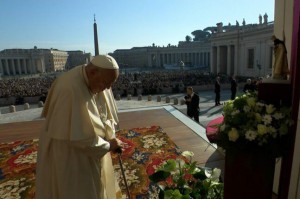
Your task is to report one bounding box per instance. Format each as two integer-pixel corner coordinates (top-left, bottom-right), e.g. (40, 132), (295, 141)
(206, 116), (224, 142)
(0, 126), (185, 198)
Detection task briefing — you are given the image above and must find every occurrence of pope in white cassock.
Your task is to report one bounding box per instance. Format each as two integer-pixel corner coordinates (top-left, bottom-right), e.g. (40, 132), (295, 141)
(36, 55), (123, 199)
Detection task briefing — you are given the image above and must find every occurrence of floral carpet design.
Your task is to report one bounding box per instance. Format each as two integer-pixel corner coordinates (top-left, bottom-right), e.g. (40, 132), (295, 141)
(0, 126), (184, 199)
(112, 126), (186, 199)
(0, 139), (38, 199)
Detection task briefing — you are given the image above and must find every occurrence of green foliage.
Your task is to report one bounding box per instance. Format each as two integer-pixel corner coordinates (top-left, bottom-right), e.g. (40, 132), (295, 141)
(185, 35), (192, 42)
(149, 170), (171, 183)
(149, 151), (224, 199)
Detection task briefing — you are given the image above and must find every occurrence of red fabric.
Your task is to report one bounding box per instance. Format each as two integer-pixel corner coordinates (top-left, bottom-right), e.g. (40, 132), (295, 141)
(206, 116), (224, 142)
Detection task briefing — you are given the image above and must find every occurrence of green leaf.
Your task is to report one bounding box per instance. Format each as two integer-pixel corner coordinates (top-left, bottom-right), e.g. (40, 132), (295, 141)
(161, 159), (177, 172)
(203, 179), (211, 190)
(182, 194), (191, 199)
(149, 170), (171, 183)
(164, 189), (182, 199)
(188, 162), (197, 174)
(177, 177), (186, 187)
(190, 192), (202, 199)
(193, 169), (207, 180)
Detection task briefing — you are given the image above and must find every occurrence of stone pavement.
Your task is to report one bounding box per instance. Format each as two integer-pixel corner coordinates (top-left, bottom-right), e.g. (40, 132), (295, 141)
(0, 90), (233, 126)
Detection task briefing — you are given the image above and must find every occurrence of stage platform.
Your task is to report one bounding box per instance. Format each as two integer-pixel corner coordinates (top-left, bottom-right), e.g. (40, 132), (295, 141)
(0, 105), (225, 172)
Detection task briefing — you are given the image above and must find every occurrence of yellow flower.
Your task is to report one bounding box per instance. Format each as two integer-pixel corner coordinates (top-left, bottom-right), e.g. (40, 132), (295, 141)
(266, 104), (276, 114)
(257, 124), (268, 135)
(255, 113), (262, 123)
(247, 97), (256, 107)
(228, 128), (239, 142)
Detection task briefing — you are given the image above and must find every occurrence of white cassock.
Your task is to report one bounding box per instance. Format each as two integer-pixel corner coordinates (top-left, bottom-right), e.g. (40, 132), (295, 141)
(36, 65), (122, 199)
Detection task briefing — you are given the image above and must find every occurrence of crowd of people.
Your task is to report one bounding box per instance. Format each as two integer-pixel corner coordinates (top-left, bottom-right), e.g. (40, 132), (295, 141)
(112, 70), (242, 96)
(0, 77), (55, 98)
(0, 70), (258, 100)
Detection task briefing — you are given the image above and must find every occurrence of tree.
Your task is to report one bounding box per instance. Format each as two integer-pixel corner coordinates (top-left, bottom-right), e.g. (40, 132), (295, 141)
(185, 35), (192, 42)
(191, 30), (211, 41)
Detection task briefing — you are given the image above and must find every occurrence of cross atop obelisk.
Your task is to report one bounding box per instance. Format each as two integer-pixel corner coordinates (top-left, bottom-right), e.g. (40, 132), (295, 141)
(93, 14), (99, 56)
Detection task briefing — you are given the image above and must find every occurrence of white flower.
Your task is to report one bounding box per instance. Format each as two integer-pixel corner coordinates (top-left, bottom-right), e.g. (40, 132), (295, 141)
(155, 150), (163, 154)
(243, 106), (251, 112)
(257, 124), (268, 135)
(132, 153), (144, 162)
(273, 112), (284, 120)
(205, 168), (221, 182)
(247, 97), (256, 107)
(245, 130), (257, 141)
(255, 113), (262, 122)
(176, 159), (186, 168)
(210, 168), (221, 182)
(181, 151), (194, 158)
(0, 179), (31, 199)
(266, 104), (276, 114)
(194, 167), (201, 173)
(231, 109), (240, 116)
(205, 169), (212, 178)
(141, 135), (167, 148)
(14, 151), (37, 164)
(262, 115), (272, 125)
(256, 102), (265, 107)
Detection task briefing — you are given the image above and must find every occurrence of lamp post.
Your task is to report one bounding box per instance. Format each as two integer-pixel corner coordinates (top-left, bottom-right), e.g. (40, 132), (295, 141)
(257, 60), (261, 77)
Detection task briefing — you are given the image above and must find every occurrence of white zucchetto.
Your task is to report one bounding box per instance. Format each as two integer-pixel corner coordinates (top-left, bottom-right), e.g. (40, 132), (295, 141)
(91, 55), (119, 69)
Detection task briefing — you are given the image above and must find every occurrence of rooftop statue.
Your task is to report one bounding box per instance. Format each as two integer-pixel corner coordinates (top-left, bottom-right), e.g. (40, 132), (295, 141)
(242, 18), (246, 26)
(259, 14), (262, 24)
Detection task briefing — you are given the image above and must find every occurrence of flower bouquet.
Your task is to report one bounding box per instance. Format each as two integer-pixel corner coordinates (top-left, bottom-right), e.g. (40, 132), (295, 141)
(149, 151), (223, 199)
(215, 91), (293, 157)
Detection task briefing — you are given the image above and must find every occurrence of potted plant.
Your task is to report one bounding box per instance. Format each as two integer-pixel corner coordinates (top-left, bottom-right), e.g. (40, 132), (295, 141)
(149, 151), (224, 199)
(214, 91), (293, 199)
(216, 92), (293, 156)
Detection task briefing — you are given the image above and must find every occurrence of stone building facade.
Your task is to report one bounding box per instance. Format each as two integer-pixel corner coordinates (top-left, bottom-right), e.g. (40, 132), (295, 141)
(0, 46), (68, 76)
(0, 47), (92, 77)
(110, 14), (274, 77)
(210, 14), (274, 77)
(66, 51), (92, 69)
(110, 42), (211, 69)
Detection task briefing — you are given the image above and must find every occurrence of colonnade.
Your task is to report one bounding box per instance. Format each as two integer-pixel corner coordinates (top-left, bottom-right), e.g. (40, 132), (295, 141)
(0, 58), (43, 76)
(149, 51), (210, 67)
(211, 45), (237, 75)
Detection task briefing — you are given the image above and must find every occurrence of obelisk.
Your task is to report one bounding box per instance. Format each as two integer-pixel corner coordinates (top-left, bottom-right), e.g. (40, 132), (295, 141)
(94, 14), (99, 56)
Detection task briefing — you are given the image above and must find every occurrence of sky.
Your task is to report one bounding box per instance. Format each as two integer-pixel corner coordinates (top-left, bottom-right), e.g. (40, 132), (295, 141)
(0, 0), (274, 55)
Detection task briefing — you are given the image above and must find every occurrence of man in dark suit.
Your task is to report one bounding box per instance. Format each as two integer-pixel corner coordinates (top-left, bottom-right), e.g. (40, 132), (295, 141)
(184, 86), (200, 123)
(215, 76), (221, 106)
(243, 78), (255, 93)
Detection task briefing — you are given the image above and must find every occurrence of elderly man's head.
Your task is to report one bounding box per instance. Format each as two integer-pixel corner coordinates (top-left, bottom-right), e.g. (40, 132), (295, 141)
(86, 55), (119, 94)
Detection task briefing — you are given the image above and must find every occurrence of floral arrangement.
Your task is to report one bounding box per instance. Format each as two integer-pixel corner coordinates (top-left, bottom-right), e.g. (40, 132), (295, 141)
(149, 151), (223, 199)
(215, 92), (293, 157)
